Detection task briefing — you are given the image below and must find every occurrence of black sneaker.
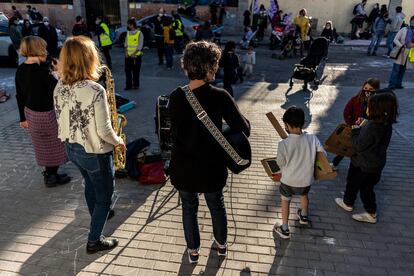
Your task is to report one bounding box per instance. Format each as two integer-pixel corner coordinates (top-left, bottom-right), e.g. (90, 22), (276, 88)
(187, 248), (199, 264)
(43, 172), (71, 188)
(297, 209), (309, 225)
(86, 237), (118, 254)
(274, 225), (290, 239)
(214, 239), (227, 256)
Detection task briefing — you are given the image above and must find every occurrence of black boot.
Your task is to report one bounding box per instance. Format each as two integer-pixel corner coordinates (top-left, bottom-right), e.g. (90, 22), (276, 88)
(86, 237), (118, 254)
(42, 172), (71, 188)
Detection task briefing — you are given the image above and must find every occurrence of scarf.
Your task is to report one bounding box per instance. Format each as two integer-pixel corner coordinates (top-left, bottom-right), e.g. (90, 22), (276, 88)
(405, 27), (414, 47)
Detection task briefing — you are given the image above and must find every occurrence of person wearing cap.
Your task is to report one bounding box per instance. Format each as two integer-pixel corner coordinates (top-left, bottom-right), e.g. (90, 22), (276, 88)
(37, 17), (58, 56)
(124, 18), (144, 90)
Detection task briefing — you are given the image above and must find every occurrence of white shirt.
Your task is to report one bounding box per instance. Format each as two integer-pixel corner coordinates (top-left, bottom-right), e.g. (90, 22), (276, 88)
(54, 80), (120, 154)
(244, 52), (256, 65)
(276, 132), (324, 188)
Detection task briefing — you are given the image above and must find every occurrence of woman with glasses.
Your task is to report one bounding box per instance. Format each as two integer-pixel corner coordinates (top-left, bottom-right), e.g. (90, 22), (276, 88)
(15, 36), (70, 187)
(331, 78), (380, 170)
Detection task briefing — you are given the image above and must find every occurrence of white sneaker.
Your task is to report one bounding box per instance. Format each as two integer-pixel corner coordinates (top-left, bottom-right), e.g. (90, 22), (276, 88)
(352, 212), (377, 224)
(335, 198), (353, 212)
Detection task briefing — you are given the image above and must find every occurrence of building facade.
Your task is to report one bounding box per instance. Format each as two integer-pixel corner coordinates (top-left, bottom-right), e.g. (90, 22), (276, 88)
(0, 0), (413, 35)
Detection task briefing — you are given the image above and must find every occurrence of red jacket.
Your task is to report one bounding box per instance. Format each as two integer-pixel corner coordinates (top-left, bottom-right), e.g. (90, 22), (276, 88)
(343, 96), (365, 126)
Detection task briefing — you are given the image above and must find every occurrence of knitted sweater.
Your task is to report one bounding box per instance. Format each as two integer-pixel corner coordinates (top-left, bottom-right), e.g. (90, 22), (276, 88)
(54, 80), (120, 154)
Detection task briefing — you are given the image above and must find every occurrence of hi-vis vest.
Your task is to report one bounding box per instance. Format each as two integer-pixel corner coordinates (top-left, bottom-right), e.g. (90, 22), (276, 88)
(126, 31), (143, 57)
(99, 22), (112, 47)
(173, 19), (183, 37)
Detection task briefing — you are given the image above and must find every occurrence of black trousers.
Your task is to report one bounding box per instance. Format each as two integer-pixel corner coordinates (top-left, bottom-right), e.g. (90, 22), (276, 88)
(223, 74), (234, 97)
(125, 56), (142, 89)
(101, 45), (112, 69)
(155, 37), (164, 64)
(343, 163), (382, 214)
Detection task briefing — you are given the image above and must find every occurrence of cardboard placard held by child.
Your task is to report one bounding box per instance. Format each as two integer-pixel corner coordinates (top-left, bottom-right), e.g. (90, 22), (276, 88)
(262, 112), (337, 181)
(324, 124), (354, 157)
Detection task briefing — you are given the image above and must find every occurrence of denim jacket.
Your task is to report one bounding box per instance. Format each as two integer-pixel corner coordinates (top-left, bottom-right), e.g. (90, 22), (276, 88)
(373, 17), (391, 34)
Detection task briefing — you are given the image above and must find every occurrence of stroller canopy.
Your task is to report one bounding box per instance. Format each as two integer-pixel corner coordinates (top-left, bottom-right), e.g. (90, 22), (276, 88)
(300, 37), (329, 68)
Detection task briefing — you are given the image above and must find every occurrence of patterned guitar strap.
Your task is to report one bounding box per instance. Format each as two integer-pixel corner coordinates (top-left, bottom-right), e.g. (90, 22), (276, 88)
(182, 85), (249, 166)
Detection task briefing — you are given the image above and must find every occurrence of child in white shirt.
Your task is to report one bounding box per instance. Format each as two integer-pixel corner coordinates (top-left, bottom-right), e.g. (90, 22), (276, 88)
(275, 106), (325, 239)
(243, 46), (256, 77)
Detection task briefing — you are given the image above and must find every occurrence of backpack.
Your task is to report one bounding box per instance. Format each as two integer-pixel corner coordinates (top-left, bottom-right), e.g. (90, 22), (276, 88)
(353, 4), (359, 15)
(169, 27), (176, 40)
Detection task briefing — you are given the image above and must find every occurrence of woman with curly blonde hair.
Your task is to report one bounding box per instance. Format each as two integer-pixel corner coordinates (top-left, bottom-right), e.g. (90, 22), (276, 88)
(169, 41), (250, 263)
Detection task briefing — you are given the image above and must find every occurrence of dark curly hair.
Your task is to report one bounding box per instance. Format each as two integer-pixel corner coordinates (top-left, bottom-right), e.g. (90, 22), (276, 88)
(182, 41), (221, 81)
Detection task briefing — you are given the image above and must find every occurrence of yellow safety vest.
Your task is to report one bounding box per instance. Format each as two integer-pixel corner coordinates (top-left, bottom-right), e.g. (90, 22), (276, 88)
(99, 22), (112, 47)
(173, 19), (183, 37)
(409, 48), (414, 63)
(126, 31), (143, 57)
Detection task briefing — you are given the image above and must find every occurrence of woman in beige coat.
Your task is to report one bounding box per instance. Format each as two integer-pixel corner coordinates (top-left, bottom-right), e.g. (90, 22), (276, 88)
(388, 16), (414, 89)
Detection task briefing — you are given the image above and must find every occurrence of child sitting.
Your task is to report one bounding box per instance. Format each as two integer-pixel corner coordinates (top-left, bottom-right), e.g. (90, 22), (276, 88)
(243, 46), (256, 78)
(335, 90), (398, 223)
(275, 107), (325, 239)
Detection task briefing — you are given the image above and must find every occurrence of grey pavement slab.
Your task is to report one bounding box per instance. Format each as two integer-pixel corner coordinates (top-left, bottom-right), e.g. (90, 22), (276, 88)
(0, 46), (414, 275)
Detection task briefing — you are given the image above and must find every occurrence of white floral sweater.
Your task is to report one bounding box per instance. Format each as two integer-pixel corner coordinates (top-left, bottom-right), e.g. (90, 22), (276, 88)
(54, 80), (120, 154)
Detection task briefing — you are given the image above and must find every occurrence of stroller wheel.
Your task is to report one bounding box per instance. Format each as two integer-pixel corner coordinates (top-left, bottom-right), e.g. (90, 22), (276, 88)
(289, 79), (293, 88)
(303, 82), (308, 90)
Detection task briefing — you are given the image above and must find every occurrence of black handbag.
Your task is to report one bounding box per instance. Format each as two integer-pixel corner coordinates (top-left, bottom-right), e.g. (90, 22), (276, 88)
(182, 85), (251, 174)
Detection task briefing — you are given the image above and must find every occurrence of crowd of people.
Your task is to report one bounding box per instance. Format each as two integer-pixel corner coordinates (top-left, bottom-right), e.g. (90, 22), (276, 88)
(4, 0), (414, 267)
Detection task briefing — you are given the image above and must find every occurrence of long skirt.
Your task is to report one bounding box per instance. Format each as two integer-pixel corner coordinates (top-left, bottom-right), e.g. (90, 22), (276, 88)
(24, 107), (68, 167)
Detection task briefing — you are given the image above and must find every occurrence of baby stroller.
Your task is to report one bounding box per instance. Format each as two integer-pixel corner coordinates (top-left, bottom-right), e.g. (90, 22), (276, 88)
(289, 37), (329, 90)
(269, 25), (285, 50)
(273, 26), (303, 59)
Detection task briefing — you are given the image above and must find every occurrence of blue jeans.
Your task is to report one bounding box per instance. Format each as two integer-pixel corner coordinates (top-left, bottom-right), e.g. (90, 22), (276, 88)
(65, 142), (114, 242)
(386, 31), (397, 55)
(388, 63), (406, 88)
(164, 44), (174, 68)
(179, 190), (227, 250)
(368, 32), (384, 54)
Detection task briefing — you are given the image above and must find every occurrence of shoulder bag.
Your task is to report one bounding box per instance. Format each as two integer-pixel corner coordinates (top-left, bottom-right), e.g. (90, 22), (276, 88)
(389, 45), (403, 60)
(182, 85), (251, 174)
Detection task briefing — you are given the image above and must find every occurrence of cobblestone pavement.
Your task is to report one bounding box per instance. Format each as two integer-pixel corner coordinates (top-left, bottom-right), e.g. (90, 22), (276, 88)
(0, 45), (413, 276)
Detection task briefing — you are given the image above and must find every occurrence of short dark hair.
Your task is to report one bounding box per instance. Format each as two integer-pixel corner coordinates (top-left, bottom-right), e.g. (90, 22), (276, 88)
(127, 18), (137, 28)
(283, 106), (305, 128)
(396, 6), (402, 13)
(76, 16), (82, 22)
(182, 41), (221, 81)
(367, 90), (399, 124)
(26, 5), (31, 9)
(12, 6), (16, 10)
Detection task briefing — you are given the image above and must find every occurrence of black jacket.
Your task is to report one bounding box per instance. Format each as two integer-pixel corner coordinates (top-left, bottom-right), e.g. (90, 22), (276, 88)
(37, 24), (58, 56)
(169, 83), (250, 193)
(351, 120), (393, 173)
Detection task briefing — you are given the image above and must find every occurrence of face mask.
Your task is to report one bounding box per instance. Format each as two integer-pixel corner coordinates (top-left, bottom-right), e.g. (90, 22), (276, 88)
(159, 13), (163, 17)
(44, 22), (49, 26)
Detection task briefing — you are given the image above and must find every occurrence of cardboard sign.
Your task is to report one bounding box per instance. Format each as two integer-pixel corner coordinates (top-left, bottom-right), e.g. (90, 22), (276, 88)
(261, 158), (282, 182)
(324, 124), (355, 157)
(263, 112), (337, 182)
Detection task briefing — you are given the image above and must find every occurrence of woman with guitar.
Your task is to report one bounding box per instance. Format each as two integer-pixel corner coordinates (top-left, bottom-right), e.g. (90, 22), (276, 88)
(169, 41), (250, 263)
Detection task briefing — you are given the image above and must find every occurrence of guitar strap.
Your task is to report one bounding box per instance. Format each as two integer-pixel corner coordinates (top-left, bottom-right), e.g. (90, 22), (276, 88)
(182, 85), (249, 166)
